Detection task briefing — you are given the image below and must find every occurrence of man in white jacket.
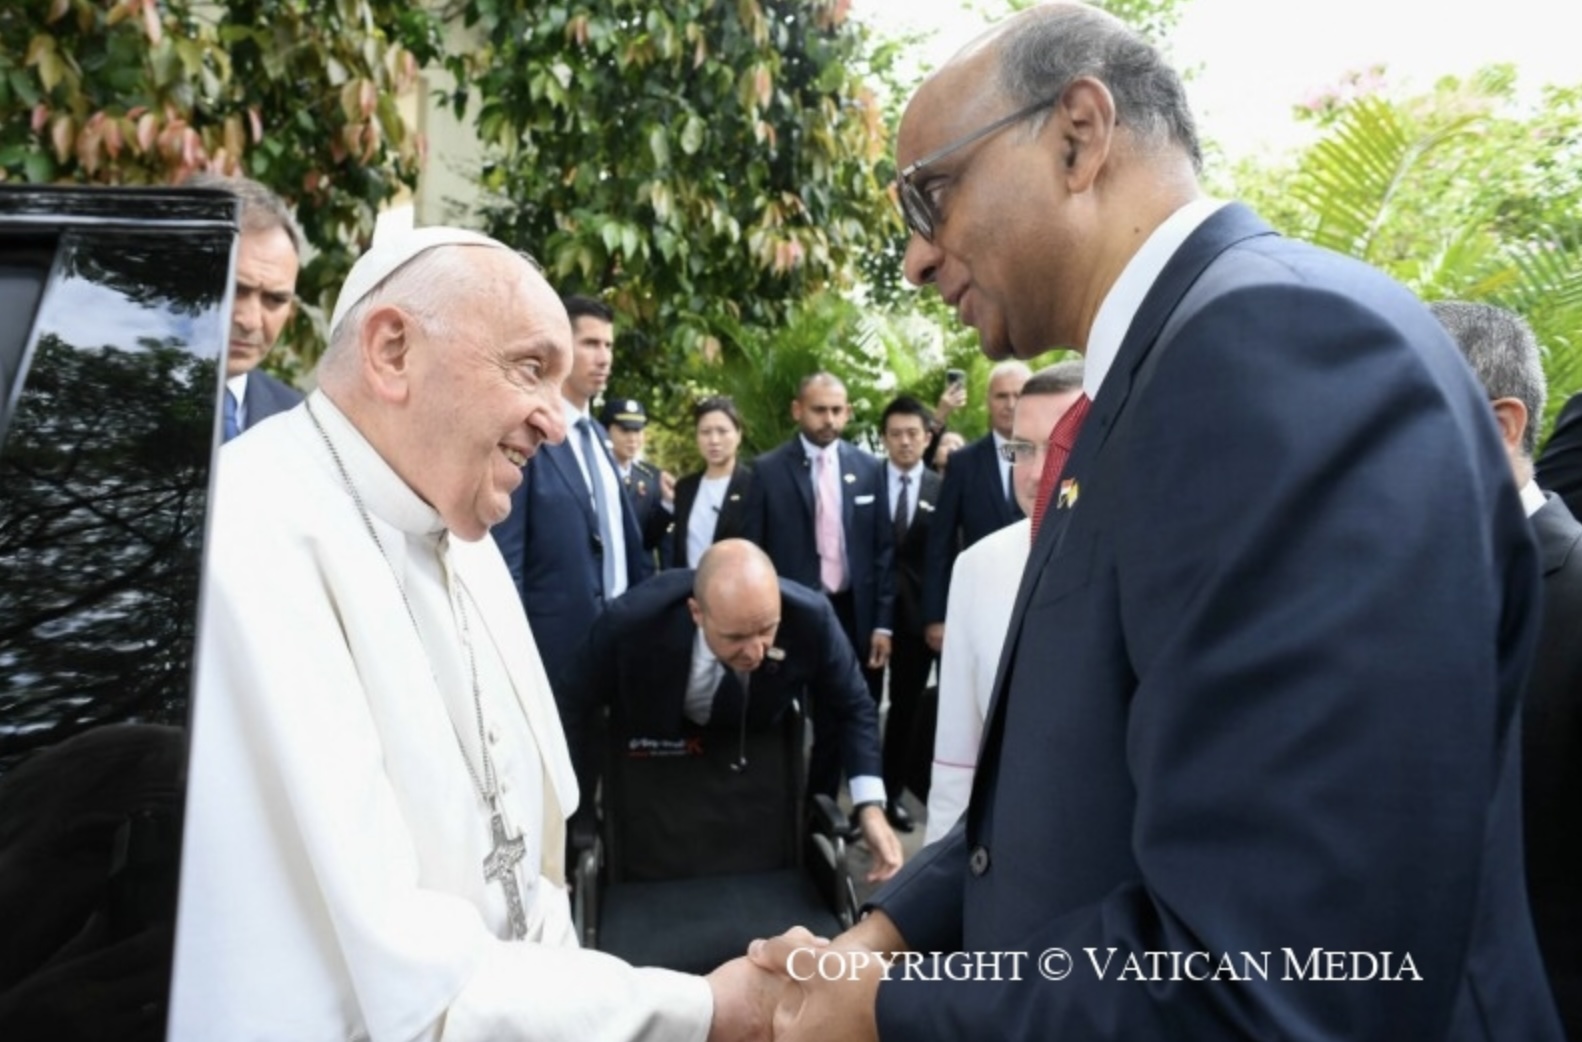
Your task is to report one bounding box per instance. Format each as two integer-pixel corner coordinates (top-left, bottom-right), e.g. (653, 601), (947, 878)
(170, 227), (773, 1041)
(925, 360), (1084, 843)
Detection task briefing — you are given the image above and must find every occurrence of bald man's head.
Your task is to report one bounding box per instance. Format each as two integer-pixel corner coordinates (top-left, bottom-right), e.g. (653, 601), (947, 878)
(690, 540), (783, 672)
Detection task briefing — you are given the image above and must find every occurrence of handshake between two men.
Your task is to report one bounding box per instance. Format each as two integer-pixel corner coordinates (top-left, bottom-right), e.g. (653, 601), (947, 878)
(706, 911), (904, 1042)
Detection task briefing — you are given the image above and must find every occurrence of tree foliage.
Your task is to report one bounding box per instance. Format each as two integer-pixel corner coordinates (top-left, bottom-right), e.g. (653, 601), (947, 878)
(442, 0), (908, 425)
(0, 0), (440, 377)
(1219, 66), (1582, 435)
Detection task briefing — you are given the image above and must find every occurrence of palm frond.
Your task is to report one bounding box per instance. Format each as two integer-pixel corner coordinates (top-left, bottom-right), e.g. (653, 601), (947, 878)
(1289, 97), (1482, 261)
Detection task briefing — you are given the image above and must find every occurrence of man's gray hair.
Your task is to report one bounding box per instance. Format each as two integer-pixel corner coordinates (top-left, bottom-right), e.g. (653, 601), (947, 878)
(989, 359), (1031, 383)
(1429, 300), (1547, 458)
(184, 172), (305, 257)
(1021, 358), (1085, 398)
(995, 4), (1202, 172)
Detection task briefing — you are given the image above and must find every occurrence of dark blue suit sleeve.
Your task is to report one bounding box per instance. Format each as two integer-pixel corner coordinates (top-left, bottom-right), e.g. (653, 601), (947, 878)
(866, 817), (967, 951)
(807, 594), (883, 782)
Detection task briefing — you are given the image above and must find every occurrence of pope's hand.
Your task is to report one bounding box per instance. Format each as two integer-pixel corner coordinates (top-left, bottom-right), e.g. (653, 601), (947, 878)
(705, 954), (789, 1042)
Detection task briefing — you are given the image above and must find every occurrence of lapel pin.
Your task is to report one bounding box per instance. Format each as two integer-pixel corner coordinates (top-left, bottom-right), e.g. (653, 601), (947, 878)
(843, 473), (855, 484)
(766, 647), (785, 661)
(1057, 478), (1080, 510)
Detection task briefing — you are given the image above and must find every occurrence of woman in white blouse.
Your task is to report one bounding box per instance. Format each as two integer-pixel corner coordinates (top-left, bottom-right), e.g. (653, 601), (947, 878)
(668, 397), (754, 569)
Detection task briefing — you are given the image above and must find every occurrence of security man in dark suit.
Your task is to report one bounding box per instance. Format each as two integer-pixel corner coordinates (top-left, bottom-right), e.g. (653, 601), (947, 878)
(187, 173), (305, 439)
(490, 295), (652, 698)
(600, 397), (673, 570)
(559, 539), (903, 881)
(919, 360), (1028, 654)
(876, 395), (942, 833)
(742, 372), (896, 800)
(1432, 300), (1582, 1040)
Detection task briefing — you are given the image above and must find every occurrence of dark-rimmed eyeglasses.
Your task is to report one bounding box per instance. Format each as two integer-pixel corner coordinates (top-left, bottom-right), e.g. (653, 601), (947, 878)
(896, 96), (1058, 242)
(999, 438), (1043, 464)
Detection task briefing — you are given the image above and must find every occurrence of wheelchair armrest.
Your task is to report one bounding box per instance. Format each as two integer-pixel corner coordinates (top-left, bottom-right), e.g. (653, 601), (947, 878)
(572, 835), (602, 948)
(809, 793), (850, 840)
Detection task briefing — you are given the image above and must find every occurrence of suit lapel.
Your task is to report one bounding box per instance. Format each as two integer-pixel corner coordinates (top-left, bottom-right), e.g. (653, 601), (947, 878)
(971, 204), (1276, 833)
(838, 442), (859, 535)
(539, 441), (597, 529)
(719, 467), (751, 532)
(787, 441), (816, 523)
(907, 468), (942, 553)
(976, 436), (1013, 525)
(1014, 203), (1274, 626)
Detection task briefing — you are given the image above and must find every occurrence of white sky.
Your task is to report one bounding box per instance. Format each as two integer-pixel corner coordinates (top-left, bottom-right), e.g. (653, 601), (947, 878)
(856, 0), (1579, 157)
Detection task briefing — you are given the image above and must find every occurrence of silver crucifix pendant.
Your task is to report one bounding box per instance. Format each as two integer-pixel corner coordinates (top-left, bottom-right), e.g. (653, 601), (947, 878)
(481, 805), (528, 940)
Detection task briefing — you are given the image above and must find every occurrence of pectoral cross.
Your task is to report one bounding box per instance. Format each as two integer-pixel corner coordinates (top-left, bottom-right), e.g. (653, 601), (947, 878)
(482, 806), (528, 940)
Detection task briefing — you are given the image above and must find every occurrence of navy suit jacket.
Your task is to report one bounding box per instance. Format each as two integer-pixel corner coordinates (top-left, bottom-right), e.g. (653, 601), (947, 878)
(892, 466), (942, 641)
(242, 369), (301, 431)
(1526, 492), (1582, 1039)
(668, 465), (754, 569)
(557, 570), (883, 794)
(742, 439), (895, 656)
(491, 415), (652, 693)
(1537, 391), (1582, 522)
(921, 432), (1021, 626)
(870, 205), (1560, 1040)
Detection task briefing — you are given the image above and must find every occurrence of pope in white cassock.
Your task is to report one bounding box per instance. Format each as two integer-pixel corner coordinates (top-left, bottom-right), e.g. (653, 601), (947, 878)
(170, 227), (774, 1041)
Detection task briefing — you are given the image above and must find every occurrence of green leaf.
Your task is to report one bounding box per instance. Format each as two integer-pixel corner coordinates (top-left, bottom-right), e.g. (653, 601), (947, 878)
(648, 123), (669, 167)
(22, 150), (53, 183)
(679, 114), (703, 155)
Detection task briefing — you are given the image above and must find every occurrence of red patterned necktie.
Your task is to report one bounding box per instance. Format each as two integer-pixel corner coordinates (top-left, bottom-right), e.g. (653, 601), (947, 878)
(1030, 393), (1092, 541)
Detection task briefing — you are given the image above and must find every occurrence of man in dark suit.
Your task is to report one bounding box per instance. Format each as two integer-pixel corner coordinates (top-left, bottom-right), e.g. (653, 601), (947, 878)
(750, 7), (1562, 1040)
(491, 294), (651, 711)
(876, 395), (942, 833)
(742, 372), (896, 800)
(920, 360), (1027, 655)
(1432, 300), (1582, 1040)
(559, 539), (902, 881)
(1537, 389), (1582, 521)
(188, 173), (304, 438)
(600, 396), (673, 569)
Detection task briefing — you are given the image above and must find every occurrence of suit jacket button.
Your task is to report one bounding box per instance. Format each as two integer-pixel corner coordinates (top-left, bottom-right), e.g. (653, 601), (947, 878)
(969, 846), (990, 876)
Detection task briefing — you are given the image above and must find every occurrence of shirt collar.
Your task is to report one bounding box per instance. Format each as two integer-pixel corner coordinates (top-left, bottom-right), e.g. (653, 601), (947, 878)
(1520, 479), (1546, 518)
(562, 397), (592, 427)
(1083, 197), (1227, 400)
(888, 460), (923, 482)
(309, 390), (444, 537)
(799, 434), (838, 461)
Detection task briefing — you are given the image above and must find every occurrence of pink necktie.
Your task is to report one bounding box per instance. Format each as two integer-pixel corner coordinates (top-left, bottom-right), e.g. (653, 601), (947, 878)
(814, 450), (846, 593)
(1030, 393), (1092, 541)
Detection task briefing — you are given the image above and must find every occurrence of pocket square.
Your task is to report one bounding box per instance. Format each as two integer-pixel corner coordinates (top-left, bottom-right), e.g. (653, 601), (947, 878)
(918, 501), (935, 513)
(854, 494), (875, 506)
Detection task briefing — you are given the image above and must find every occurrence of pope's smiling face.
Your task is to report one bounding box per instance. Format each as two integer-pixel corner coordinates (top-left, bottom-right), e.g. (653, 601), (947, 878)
(405, 251), (571, 539)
